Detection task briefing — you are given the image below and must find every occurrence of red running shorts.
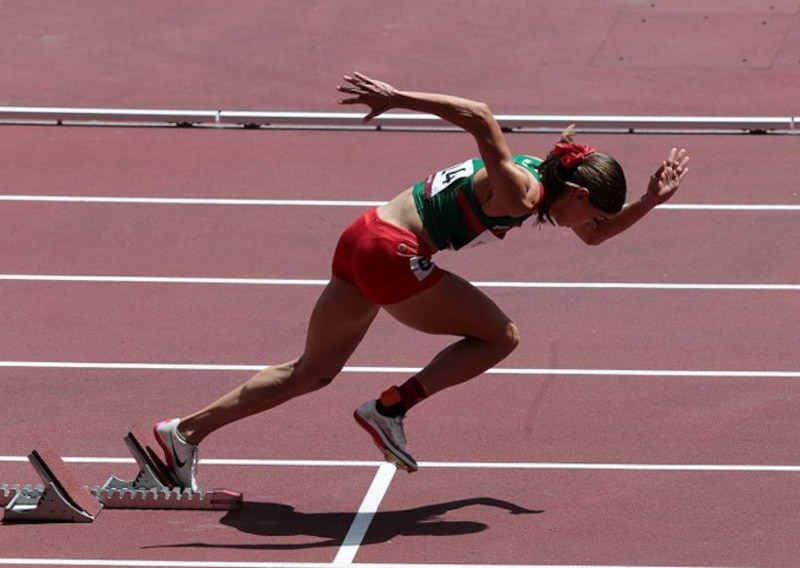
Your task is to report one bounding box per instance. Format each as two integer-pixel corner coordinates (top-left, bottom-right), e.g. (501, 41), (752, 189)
(332, 207), (443, 305)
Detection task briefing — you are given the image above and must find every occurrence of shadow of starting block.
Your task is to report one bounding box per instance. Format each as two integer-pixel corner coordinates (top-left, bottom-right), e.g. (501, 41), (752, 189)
(2, 439), (102, 523)
(96, 424), (242, 511)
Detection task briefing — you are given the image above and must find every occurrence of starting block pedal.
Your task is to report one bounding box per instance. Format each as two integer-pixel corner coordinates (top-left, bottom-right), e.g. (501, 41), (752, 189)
(101, 424), (175, 492)
(96, 424), (242, 511)
(2, 439), (103, 523)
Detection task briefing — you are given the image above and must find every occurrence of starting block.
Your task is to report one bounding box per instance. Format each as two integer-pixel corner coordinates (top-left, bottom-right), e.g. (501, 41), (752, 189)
(2, 439), (103, 523)
(1, 425), (242, 523)
(96, 424), (242, 511)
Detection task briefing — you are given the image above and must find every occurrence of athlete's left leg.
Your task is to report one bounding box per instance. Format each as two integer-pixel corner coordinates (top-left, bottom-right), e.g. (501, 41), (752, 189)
(353, 270), (518, 470)
(382, 270), (519, 395)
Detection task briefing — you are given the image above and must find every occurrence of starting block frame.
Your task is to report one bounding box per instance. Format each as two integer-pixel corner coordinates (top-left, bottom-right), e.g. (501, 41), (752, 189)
(1, 426), (242, 523)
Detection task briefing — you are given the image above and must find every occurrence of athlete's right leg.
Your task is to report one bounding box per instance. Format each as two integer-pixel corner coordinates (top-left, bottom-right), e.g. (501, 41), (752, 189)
(156, 276), (378, 488)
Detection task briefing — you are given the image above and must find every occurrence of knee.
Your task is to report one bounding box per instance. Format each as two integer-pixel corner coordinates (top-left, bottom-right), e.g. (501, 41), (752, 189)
(291, 356), (340, 393)
(494, 320), (520, 358)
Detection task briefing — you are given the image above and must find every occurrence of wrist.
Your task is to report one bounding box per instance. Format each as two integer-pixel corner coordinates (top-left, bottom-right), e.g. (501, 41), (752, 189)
(386, 88), (399, 109)
(639, 192), (659, 208)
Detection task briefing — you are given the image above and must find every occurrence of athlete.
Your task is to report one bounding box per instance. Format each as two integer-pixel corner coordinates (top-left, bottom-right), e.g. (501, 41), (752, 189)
(155, 72), (690, 489)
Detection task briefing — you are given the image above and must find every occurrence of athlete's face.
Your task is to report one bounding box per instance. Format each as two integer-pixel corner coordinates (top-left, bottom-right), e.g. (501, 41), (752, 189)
(549, 186), (609, 230)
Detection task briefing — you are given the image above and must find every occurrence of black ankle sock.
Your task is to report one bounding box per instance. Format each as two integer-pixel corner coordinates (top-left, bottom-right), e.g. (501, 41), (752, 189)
(375, 398), (405, 418)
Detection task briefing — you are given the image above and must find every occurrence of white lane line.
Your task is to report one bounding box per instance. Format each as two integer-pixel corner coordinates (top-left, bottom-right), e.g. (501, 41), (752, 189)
(0, 560), (746, 568)
(1, 194), (799, 211)
(0, 560), (331, 568)
(2, 455), (799, 472)
(1, 274), (798, 290)
(665, 203), (800, 211)
(0, 195), (384, 207)
(0, 361), (798, 378)
(0, 274), (329, 286)
(333, 463), (397, 565)
(1, 361), (799, 378)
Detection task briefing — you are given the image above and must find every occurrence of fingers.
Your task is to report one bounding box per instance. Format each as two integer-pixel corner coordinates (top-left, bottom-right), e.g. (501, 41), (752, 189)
(336, 76), (371, 107)
(666, 148), (689, 168)
(336, 71), (394, 123)
(342, 72), (369, 86)
(336, 73), (367, 98)
(661, 148), (690, 181)
(339, 72), (374, 92)
(647, 148), (690, 205)
(336, 83), (365, 97)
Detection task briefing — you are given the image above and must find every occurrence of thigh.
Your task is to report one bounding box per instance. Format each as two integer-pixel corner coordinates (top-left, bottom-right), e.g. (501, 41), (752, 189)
(383, 270), (513, 340)
(301, 276), (380, 373)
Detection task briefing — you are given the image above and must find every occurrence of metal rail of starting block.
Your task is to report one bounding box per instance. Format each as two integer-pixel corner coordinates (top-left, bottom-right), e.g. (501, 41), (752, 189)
(1, 426), (242, 523)
(0, 484), (44, 506)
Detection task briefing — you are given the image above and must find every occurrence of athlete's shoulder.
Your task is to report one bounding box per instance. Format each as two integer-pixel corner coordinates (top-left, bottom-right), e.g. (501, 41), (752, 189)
(513, 154), (543, 167)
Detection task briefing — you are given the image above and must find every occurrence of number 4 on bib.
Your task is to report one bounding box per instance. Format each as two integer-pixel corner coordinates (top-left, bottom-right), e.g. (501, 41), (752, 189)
(428, 160), (474, 197)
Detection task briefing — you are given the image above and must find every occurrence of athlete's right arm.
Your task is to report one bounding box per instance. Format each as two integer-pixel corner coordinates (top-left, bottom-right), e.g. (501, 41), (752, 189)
(337, 72), (533, 214)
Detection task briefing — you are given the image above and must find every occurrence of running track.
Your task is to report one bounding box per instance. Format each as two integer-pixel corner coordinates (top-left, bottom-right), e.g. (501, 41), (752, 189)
(1, 2), (799, 567)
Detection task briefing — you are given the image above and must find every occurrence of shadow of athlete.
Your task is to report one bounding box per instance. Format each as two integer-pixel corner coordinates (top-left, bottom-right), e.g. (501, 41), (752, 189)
(145, 497), (542, 551)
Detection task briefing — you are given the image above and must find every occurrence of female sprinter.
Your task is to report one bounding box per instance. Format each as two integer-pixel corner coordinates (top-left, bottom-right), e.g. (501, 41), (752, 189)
(155, 72), (690, 489)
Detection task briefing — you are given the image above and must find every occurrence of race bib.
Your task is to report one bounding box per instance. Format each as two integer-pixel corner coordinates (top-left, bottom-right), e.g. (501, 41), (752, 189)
(428, 160), (474, 197)
(409, 256), (436, 281)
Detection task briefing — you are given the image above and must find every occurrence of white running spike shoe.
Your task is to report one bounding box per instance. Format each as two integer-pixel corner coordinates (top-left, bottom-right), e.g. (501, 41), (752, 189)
(354, 400), (418, 472)
(154, 418), (199, 491)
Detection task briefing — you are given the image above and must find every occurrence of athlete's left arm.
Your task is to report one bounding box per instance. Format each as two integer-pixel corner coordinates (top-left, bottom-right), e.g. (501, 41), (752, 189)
(572, 148), (690, 245)
(337, 72), (533, 212)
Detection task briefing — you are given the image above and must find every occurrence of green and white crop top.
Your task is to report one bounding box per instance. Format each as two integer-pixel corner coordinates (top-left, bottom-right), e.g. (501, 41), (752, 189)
(412, 155), (542, 251)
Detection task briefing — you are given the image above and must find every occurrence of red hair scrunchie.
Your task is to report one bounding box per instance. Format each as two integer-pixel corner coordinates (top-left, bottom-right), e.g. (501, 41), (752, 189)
(553, 142), (596, 169)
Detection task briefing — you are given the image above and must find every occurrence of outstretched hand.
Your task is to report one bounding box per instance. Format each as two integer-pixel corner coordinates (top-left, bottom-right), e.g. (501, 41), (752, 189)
(337, 71), (397, 122)
(647, 148), (690, 205)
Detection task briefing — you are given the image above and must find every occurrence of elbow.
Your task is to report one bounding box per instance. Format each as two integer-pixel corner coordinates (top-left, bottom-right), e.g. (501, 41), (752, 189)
(577, 231), (606, 246)
(585, 234), (610, 246)
(465, 101), (494, 127)
(573, 222), (612, 246)
(472, 101), (492, 119)
(475, 102), (496, 127)
(463, 101), (502, 139)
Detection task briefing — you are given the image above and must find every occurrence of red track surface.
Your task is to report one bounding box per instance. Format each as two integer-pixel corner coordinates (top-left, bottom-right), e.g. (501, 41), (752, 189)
(1, 2), (799, 567)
